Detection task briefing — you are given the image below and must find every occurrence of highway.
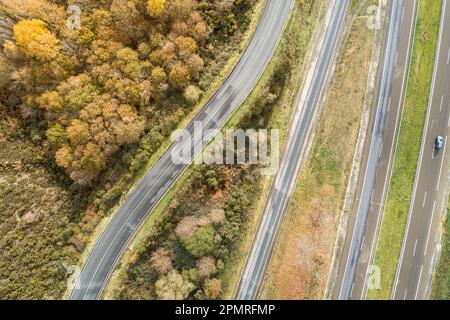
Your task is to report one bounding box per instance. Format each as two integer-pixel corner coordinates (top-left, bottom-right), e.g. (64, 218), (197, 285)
(235, 0), (350, 300)
(392, 0), (450, 300)
(333, 0), (418, 300)
(69, 0), (294, 300)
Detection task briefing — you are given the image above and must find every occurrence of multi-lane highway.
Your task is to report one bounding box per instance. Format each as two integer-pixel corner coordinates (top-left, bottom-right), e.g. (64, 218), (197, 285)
(333, 0), (418, 300)
(392, 0), (450, 300)
(235, 0), (350, 300)
(70, 0), (294, 300)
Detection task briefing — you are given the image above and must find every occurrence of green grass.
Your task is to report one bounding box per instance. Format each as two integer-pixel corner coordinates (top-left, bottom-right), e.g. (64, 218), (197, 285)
(432, 203), (450, 299)
(368, 0), (443, 300)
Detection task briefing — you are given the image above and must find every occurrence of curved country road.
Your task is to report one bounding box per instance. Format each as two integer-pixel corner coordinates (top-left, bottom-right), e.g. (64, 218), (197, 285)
(70, 0), (294, 300)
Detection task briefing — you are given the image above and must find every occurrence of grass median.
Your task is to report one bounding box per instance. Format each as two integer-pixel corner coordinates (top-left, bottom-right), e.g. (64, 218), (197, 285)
(368, 0), (443, 300)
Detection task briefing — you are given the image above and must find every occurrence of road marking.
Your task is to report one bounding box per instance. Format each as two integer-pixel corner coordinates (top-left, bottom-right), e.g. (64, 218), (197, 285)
(447, 48), (450, 64)
(440, 95), (444, 112)
(422, 191), (427, 207)
(414, 265), (424, 300)
(413, 239), (418, 257)
(404, 289), (408, 300)
(424, 201), (437, 253)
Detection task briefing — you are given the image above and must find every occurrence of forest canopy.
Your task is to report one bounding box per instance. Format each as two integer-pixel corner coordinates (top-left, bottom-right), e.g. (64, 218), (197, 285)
(0, 0), (255, 185)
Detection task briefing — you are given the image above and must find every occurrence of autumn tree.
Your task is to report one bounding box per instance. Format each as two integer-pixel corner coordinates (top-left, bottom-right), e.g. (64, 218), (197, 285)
(150, 248), (173, 275)
(155, 270), (195, 300)
(204, 278), (222, 299)
(13, 19), (60, 61)
(196, 256), (216, 278)
(209, 208), (225, 224)
(169, 65), (191, 89)
(175, 216), (200, 241)
(147, 0), (166, 17)
(56, 95), (144, 185)
(184, 85), (201, 104)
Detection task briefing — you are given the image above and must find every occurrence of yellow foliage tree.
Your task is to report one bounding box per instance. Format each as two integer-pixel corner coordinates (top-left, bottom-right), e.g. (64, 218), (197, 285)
(13, 19), (60, 61)
(147, 0), (166, 17)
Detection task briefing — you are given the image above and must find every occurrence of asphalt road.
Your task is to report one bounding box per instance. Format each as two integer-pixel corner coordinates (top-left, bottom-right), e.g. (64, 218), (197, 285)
(69, 0), (294, 300)
(333, 0), (418, 300)
(235, 0), (350, 300)
(392, 0), (450, 300)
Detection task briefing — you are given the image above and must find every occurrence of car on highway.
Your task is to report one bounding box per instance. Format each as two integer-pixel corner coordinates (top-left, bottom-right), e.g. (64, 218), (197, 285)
(435, 136), (444, 151)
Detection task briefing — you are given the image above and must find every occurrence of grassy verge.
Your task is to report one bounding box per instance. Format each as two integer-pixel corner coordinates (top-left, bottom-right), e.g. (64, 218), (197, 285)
(102, 0), (326, 300)
(260, 1), (376, 299)
(368, 0), (443, 300)
(432, 200), (450, 299)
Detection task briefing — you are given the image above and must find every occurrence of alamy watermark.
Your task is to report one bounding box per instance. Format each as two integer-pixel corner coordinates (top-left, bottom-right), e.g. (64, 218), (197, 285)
(170, 121), (280, 176)
(67, 5), (81, 30)
(367, 5), (382, 30)
(367, 265), (381, 290)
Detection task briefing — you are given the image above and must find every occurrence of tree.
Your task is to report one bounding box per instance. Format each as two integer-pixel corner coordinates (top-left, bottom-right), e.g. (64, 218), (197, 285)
(55, 145), (73, 169)
(169, 65), (191, 89)
(13, 19), (60, 61)
(114, 47), (144, 80)
(175, 36), (197, 57)
(193, 21), (209, 41)
(196, 256), (216, 278)
(46, 123), (66, 147)
(184, 85), (201, 104)
(150, 248), (173, 274)
(36, 91), (64, 113)
(209, 208), (225, 224)
(175, 216), (200, 241)
(110, 0), (147, 42)
(55, 95), (144, 185)
(155, 270), (195, 300)
(66, 119), (89, 145)
(185, 54), (204, 79)
(204, 278), (222, 299)
(147, 0), (166, 17)
(166, 0), (195, 20)
(183, 225), (216, 258)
